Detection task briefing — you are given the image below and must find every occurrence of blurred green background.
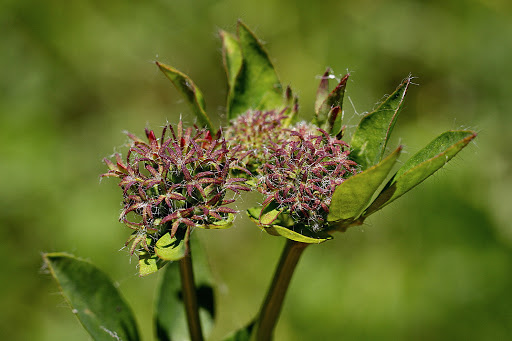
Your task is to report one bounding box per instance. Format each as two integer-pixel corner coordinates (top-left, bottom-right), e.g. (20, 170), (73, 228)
(1, 0), (511, 340)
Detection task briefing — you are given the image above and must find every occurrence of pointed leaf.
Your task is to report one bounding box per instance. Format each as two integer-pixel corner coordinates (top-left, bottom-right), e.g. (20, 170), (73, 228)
(227, 21), (283, 119)
(324, 106), (342, 137)
(155, 235), (216, 341)
(247, 207), (332, 244)
(247, 206), (261, 220)
(327, 146), (402, 223)
(156, 62), (215, 133)
(248, 206), (331, 243)
(220, 30), (242, 91)
(365, 130), (477, 216)
(316, 74), (349, 133)
(270, 224), (332, 243)
(350, 77), (411, 170)
(260, 209), (284, 226)
(43, 253), (140, 341)
(248, 214), (281, 236)
(314, 68), (331, 114)
(259, 199), (284, 225)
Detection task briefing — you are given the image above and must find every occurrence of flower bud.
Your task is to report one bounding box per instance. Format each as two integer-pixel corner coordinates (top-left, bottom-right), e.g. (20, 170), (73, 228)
(257, 122), (358, 231)
(102, 121), (249, 255)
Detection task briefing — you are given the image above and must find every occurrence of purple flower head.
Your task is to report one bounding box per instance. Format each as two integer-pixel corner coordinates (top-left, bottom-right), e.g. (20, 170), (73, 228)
(258, 122), (358, 231)
(102, 121), (250, 255)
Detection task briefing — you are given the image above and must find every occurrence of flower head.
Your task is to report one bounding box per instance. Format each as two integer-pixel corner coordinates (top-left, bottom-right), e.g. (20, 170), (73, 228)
(102, 121), (250, 255)
(257, 123), (358, 231)
(224, 109), (288, 171)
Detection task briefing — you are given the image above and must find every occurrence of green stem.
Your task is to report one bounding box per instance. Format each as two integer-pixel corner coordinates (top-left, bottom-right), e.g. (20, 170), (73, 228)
(179, 253), (204, 341)
(256, 239), (309, 341)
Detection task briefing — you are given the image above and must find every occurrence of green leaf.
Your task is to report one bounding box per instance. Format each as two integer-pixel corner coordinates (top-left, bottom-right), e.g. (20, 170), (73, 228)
(155, 235), (216, 341)
(201, 213), (235, 229)
(220, 30), (242, 91)
(247, 206), (261, 220)
(248, 214), (281, 237)
(259, 200), (284, 225)
(247, 205), (283, 237)
(270, 224), (332, 243)
(260, 209), (283, 226)
(249, 200), (293, 228)
(364, 130), (477, 216)
(327, 146), (402, 223)
(43, 253), (140, 341)
(316, 74), (350, 135)
(139, 251), (167, 277)
(156, 61), (215, 133)
(350, 77), (411, 170)
(138, 237), (170, 276)
(155, 230), (189, 261)
(247, 206), (332, 243)
(227, 21), (283, 119)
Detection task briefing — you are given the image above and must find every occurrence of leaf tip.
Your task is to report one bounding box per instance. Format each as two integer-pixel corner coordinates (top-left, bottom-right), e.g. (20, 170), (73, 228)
(155, 60), (165, 71)
(155, 61), (177, 75)
(218, 29), (230, 42)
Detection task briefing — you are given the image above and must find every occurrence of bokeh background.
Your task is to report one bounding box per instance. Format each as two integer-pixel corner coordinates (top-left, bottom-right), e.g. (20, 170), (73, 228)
(2, 0), (511, 340)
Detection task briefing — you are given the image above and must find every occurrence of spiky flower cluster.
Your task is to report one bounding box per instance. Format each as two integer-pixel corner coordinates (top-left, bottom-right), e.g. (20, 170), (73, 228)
(102, 121), (249, 254)
(224, 109), (288, 171)
(258, 123), (358, 231)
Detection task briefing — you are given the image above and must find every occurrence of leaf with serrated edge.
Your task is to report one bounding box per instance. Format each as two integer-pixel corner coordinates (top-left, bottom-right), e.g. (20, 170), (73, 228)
(350, 77), (411, 170)
(43, 253), (140, 341)
(364, 130), (477, 216)
(220, 30), (242, 91)
(328, 146), (402, 222)
(227, 21), (283, 119)
(156, 62), (215, 133)
(155, 235), (216, 341)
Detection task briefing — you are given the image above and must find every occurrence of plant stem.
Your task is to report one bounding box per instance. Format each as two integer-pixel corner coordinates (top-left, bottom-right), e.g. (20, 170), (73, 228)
(179, 253), (204, 341)
(256, 239), (308, 341)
